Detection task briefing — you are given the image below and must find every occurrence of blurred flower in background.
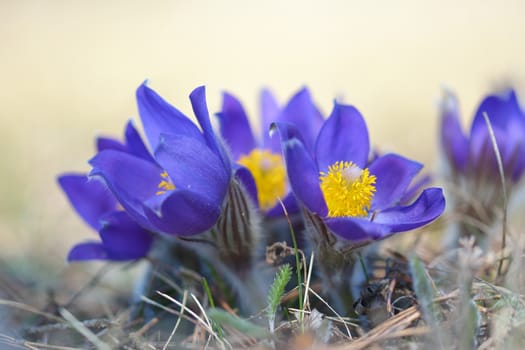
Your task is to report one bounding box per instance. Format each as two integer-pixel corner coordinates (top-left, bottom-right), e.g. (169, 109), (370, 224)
(440, 88), (525, 246)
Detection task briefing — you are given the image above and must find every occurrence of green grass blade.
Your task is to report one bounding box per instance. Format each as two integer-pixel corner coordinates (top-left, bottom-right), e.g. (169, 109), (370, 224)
(207, 308), (269, 339)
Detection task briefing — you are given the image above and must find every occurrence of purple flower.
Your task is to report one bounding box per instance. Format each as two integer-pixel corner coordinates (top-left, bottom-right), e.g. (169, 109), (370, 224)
(216, 88), (324, 216)
(440, 88), (525, 241)
(58, 122), (154, 261)
(88, 83), (233, 236)
(273, 102), (445, 242)
(440, 88), (525, 182)
(62, 82), (268, 313)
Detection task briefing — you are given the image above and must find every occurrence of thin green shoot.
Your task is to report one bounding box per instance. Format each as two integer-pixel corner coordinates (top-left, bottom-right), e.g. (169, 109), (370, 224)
(202, 278), (226, 342)
(190, 293), (225, 342)
(203, 277), (216, 308)
(358, 252), (370, 284)
(409, 255), (443, 349)
(208, 308), (269, 338)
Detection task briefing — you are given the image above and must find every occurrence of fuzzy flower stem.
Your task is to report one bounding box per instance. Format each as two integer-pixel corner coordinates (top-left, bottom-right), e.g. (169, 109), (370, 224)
(302, 209), (361, 316)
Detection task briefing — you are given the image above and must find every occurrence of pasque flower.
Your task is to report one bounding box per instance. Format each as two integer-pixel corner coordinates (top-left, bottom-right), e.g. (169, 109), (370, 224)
(62, 82), (268, 314)
(58, 121), (154, 261)
(216, 88), (323, 216)
(273, 102), (445, 243)
(441, 88), (525, 184)
(273, 101), (445, 315)
(440, 88), (525, 241)
(88, 83), (234, 237)
(87, 83), (263, 292)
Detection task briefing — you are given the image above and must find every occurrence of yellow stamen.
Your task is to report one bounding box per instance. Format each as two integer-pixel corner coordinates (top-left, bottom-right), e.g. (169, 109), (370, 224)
(319, 161), (376, 217)
(238, 149), (287, 210)
(156, 171), (176, 195)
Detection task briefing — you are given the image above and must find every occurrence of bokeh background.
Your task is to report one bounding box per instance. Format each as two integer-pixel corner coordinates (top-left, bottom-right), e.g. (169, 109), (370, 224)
(1, 0), (525, 300)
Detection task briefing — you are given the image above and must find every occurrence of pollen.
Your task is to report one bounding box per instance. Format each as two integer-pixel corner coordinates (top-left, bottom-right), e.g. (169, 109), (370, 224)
(238, 149), (287, 210)
(156, 171), (175, 195)
(319, 161), (376, 217)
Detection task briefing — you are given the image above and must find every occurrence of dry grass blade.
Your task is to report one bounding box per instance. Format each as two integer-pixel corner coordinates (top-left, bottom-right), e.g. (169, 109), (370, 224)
(25, 318), (116, 336)
(482, 111), (508, 277)
(0, 299), (64, 322)
(133, 317), (160, 337)
(63, 263), (116, 309)
(0, 334), (27, 349)
(303, 286), (353, 338)
(333, 306), (422, 350)
(140, 295), (202, 328)
(0, 269), (28, 302)
(190, 293), (213, 331)
(163, 290), (188, 350)
(139, 295), (200, 328)
(156, 291), (232, 349)
(59, 308), (111, 350)
(22, 342), (82, 350)
(302, 251), (315, 311)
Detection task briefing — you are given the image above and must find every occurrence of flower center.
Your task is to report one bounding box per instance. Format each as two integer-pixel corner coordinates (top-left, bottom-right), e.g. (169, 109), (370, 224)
(237, 149), (287, 210)
(319, 161), (376, 217)
(156, 171), (175, 195)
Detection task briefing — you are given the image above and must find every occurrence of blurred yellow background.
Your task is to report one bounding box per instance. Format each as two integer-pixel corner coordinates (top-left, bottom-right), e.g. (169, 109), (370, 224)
(1, 0), (525, 279)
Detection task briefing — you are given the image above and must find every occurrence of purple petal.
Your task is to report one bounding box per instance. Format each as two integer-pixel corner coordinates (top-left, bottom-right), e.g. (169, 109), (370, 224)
(399, 174), (432, 205)
(96, 137), (126, 153)
(315, 103), (370, 172)
(99, 211), (153, 260)
(372, 187), (445, 232)
(234, 165), (259, 208)
(89, 150), (162, 231)
(265, 192), (299, 218)
(269, 121), (307, 145)
(96, 121), (155, 163)
(439, 91), (469, 172)
(68, 242), (109, 261)
(325, 217), (390, 242)
(369, 154), (423, 211)
(143, 189), (222, 236)
(260, 89), (280, 148)
(58, 174), (117, 230)
(124, 120), (155, 163)
(468, 125), (518, 180)
(136, 82), (204, 151)
(216, 92), (256, 159)
(470, 90), (525, 171)
(155, 134), (230, 204)
(471, 89), (525, 138)
(189, 86), (231, 170)
(268, 88), (323, 153)
(273, 122), (327, 216)
(511, 142), (525, 181)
